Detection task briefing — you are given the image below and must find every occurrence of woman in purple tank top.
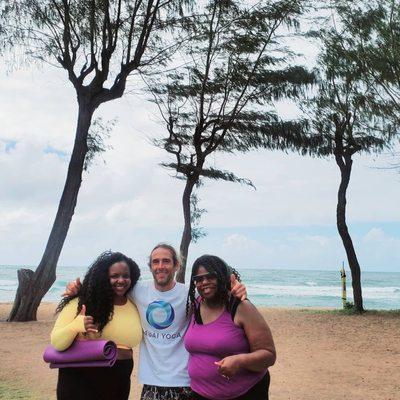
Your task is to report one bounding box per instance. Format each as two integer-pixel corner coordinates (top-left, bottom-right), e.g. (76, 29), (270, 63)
(184, 255), (276, 400)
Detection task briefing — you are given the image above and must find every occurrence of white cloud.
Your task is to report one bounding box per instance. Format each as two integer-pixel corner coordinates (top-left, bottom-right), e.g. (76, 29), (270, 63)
(357, 228), (400, 269)
(0, 208), (41, 230)
(362, 228), (400, 256)
(304, 235), (330, 247)
(223, 233), (267, 251)
(193, 231), (342, 269)
(1, 63), (400, 269)
(363, 228), (387, 242)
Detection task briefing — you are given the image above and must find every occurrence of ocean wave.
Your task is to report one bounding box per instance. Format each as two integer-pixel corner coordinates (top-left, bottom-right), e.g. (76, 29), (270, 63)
(1, 267), (399, 308)
(0, 287), (18, 292)
(248, 284), (400, 299)
(0, 279), (17, 286)
(50, 280), (69, 288)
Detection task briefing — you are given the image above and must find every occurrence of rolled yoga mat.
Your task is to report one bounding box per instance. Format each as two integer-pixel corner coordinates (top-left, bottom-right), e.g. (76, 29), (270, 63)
(43, 339), (117, 368)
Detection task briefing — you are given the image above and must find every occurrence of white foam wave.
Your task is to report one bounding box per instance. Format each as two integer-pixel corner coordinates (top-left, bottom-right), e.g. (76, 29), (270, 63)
(249, 284), (400, 299)
(0, 279), (17, 286)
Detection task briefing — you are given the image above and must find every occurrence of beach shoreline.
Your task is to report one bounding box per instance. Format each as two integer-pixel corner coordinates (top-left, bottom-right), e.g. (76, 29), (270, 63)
(1, 303), (399, 400)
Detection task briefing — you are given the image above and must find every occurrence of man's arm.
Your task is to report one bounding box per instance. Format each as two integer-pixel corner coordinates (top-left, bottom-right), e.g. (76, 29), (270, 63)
(62, 277), (81, 297)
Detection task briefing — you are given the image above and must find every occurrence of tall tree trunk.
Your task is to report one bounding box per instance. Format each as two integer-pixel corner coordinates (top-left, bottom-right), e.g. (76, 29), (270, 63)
(8, 102), (94, 321)
(335, 152), (364, 313)
(176, 178), (196, 283)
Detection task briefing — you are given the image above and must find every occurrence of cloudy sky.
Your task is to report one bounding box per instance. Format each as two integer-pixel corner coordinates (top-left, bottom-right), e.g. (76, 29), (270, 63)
(1, 58), (400, 273)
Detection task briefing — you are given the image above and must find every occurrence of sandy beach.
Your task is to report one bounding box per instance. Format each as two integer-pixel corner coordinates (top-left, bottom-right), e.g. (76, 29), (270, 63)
(0, 303), (399, 400)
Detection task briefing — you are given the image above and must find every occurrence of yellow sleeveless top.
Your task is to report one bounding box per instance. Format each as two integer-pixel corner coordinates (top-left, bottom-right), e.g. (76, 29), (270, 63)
(51, 298), (142, 351)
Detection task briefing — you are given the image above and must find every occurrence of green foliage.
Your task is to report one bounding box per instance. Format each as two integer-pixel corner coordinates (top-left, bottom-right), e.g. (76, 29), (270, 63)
(343, 301), (355, 310)
(84, 117), (115, 171)
(190, 192), (207, 243)
(198, 167), (255, 188)
(150, 0), (315, 184)
(1, 0), (192, 100)
(147, 0), (316, 251)
(322, 0), (400, 129)
(161, 162), (255, 187)
(303, 2), (397, 159)
(301, 308), (400, 316)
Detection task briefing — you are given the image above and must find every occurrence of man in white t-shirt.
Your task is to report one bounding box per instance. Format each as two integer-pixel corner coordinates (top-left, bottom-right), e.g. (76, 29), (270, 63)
(132, 243), (192, 400)
(65, 243), (246, 400)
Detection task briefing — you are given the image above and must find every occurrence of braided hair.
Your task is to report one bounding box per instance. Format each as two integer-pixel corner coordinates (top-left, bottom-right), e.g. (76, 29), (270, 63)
(56, 251), (140, 332)
(186, 255), (241, 324)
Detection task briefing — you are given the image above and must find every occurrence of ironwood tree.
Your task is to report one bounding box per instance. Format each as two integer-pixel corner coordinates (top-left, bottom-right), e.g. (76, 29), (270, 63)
(331, 0), (400, 122)
(2, 0), (188, 321)
(148, 0), (315, 281)
(304, 13), (396, 312)
(327, 0), (400, 168)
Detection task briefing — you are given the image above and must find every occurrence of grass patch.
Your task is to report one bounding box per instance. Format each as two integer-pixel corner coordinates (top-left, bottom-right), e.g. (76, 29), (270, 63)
(0, 381), (45, 400)
(361, 309), (400, 316)
(298, 308), (400, 317)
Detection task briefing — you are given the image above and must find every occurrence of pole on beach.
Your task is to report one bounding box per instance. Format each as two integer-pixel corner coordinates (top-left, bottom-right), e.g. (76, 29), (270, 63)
(340, 262), (346, 308)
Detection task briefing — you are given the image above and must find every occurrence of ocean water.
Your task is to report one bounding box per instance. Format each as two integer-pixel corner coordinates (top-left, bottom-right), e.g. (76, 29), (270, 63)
(0, 265), (399, 310)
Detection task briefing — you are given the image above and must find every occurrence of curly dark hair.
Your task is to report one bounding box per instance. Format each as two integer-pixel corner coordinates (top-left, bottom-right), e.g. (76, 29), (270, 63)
(56, 251), (140, 332)
(186, 254), (241, 324)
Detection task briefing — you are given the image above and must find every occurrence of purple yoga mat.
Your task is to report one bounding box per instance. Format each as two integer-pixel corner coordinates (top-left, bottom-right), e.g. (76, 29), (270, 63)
(43, 339), (117, 368)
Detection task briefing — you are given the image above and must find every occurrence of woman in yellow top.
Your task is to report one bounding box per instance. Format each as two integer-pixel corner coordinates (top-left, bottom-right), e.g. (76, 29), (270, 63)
(51, 251), (142, 400)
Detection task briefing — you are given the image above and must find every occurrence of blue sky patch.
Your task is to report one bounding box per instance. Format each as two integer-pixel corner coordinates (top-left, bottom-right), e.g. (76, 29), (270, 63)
(4, 140), (17, 153)
(43, 145), (67, 158)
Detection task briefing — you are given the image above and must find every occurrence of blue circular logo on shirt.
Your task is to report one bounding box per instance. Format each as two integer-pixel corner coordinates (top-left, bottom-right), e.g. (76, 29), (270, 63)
(146, 300), (175, 329)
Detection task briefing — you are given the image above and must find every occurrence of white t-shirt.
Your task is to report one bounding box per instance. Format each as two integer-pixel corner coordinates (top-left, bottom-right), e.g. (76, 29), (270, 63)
(130, 280), (191, 387)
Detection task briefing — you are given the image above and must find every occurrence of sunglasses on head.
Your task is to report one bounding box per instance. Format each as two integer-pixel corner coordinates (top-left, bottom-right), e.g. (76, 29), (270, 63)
(192, 271), (217, 284)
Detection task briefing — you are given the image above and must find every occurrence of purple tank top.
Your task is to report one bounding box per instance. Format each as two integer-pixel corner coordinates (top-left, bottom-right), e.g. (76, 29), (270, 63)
(184, 307), (266, 399)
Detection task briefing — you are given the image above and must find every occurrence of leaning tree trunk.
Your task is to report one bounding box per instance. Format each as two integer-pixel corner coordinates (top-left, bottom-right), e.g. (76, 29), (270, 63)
(176, 178), (197, 283)
(335, 152), (364, 313)
(8, 102), (94, 321)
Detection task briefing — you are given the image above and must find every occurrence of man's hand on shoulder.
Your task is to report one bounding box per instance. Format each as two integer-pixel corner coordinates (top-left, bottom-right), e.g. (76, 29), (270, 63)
(62, 277), (81, 297)
(230, 275), (247, 302)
